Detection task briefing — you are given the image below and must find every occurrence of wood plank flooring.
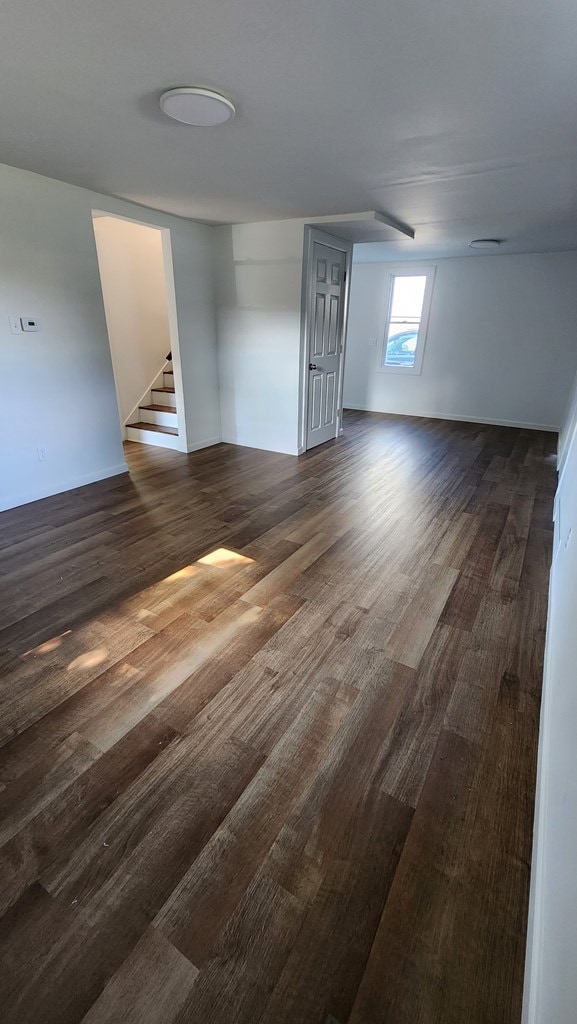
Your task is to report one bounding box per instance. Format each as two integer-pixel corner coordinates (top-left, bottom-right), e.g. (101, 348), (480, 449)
(0, 411), (556, 1024)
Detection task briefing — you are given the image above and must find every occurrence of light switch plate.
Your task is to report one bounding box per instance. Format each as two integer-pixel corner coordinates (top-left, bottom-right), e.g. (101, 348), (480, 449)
(21, 317), (39, 332)
(8, 315), (22, 334)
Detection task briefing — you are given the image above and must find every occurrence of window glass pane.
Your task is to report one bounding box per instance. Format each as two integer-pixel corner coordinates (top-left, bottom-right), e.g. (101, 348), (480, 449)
(384, 323), (419, 367)
(389, 275), (427, 320)
(383, 274), (427, 368)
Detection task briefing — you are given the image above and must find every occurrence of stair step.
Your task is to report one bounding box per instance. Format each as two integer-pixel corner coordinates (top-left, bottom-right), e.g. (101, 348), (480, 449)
(151, 387), (176, 410)
(126, 422), (180, 450)
(129, 422), (178, 436)
(139, 404), (178, 427)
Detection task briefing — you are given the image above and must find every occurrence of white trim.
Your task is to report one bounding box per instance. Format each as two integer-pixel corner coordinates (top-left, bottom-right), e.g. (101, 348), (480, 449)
(377, 264), (436, 377)
(186, 436), (222, 453)
(299, 226), (353, 453)
(521, 570), (556, 1023)
(520, 630), (553, 1024)
(0, 462), (128, 513)
(159, 228), (189, 454)
(221, 436), (298, 456)
(343, 404), (559, 432)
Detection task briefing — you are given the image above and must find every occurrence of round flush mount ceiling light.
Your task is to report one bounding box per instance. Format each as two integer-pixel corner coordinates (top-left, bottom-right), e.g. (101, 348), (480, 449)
(159, 87), (235, 126)
(469, 238), (502, 249)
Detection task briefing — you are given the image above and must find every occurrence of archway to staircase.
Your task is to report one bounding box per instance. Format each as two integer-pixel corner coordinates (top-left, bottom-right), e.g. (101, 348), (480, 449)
(92, 210), (187, 452)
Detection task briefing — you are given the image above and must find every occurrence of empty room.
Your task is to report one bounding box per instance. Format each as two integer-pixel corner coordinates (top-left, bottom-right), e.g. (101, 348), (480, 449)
(1, 0), (576, 1022)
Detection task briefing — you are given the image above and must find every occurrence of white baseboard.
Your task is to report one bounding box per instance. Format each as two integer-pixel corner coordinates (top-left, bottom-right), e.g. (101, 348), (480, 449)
(0, 462), (129, 513)
(343, 403), (559, 433)
(186, 436), (222, 453)
(219, 435), (299, 456)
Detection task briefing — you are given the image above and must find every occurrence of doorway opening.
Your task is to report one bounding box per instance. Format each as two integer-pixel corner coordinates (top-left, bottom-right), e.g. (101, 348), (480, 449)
(299, 227), (352, 452)
(92, 211), (186, 451)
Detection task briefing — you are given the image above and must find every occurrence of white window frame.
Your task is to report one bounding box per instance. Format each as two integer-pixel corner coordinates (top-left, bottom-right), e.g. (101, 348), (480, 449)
(378, 264), (436, 376)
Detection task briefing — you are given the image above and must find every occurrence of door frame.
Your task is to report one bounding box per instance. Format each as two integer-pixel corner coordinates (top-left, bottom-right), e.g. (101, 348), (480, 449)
(298, 227), (353, 454)
(92, 208), (188, 453)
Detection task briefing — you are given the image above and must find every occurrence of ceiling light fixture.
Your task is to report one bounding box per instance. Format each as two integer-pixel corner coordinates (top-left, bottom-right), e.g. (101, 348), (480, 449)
(469, 238), (502, 250)
(159, 87), (236, 126)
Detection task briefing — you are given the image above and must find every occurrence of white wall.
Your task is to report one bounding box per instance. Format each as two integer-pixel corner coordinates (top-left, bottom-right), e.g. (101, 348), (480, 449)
(93, 216), (171, 429)
(523, 369), (577, 1024)
(0, 165), (126, 511)
(0, 162), (220, 511)
(215, 219), (306, 456)
(344, 252), (577, 430)
(169, 217), (221, 455)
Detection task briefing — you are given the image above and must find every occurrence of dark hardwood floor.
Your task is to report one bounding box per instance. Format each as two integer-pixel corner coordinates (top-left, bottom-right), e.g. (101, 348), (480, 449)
(0, 410), (556, 1024)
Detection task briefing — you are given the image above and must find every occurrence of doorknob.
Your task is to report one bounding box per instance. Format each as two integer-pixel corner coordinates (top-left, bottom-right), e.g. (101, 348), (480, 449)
(309, 363), (319, 370)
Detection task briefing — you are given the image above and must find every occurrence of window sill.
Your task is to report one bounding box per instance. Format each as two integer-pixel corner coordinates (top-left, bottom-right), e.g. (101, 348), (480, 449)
(376, 364), (423, 376)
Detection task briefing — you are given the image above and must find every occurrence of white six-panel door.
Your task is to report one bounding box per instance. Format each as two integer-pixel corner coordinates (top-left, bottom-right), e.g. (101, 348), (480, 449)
(306, 241), (347, 450)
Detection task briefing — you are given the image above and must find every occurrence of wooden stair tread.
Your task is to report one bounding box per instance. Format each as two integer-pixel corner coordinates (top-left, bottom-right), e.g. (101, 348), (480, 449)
(152, 386), (175, 394)
(139, 404), (177, 412)
(128, 422), (178, 436)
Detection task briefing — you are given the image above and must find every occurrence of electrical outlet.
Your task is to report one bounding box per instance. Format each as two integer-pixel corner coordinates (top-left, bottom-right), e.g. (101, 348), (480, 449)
(37, 446), (47, 462)
(368, 336), (378, 346)
(8, 315), (22, 335)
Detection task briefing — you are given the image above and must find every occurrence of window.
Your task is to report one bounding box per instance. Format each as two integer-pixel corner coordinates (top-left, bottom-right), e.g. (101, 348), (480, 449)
(380, 267), (435, 374)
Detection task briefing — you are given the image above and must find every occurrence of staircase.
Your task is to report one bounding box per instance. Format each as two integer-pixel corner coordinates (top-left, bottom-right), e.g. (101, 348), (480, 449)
(125, 359), (180, 449)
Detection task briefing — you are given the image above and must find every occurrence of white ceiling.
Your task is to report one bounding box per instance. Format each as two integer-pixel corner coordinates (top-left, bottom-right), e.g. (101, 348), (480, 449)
(3, 0), (577, 255)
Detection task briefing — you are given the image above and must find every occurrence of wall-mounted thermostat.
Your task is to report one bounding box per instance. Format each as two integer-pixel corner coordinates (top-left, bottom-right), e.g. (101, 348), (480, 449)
(21, 317), (39, 332)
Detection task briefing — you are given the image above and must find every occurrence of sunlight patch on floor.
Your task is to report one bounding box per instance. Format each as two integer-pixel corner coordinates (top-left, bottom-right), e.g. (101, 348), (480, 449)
(197, 547), (255, 568)
(22, 630), (73, 658)
(161, 565), (199, 584)
(67, 648), (108, 672)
